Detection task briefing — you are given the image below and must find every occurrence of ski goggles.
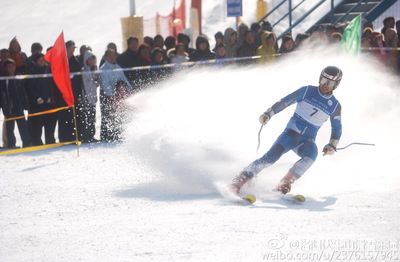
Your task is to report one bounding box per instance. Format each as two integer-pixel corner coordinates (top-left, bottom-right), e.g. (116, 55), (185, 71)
(319, 77), (338, 88)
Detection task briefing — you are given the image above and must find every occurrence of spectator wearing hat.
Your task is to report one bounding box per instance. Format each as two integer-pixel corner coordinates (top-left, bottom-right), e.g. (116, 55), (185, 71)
(26, 53), (57, 145)
(189, 35), (215, 62)
(8, 37), (28, 74)
(237, 23), (249, 48)
(0, 59), (31, 148)
(223, 27), (238, 58)
(254, 21), (273, 48)
(26, 42), (43, 73)
(256, 31), (277, 64)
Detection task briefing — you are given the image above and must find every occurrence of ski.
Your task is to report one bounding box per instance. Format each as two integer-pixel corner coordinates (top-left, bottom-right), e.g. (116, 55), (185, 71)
(282, 194), (306, 203)
(215, 183), (257, 205)
(242, 194), (256, 204)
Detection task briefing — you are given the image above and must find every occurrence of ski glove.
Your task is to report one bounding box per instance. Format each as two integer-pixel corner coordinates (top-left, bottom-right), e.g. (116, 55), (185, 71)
(323, 139), (339, 156)
(259, 108), (274, 125)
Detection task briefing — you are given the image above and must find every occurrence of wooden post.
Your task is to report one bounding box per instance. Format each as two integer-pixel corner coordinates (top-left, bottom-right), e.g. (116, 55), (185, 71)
(120, 16), (144, 50)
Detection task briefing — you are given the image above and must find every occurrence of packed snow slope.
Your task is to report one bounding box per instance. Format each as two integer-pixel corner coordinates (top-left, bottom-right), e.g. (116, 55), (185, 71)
(1, 46), (400, 261)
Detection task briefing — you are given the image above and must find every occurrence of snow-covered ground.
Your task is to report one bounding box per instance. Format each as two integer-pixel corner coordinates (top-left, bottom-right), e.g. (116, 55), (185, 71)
(2, 46), (400, 261)
(2, 1), (400, 262)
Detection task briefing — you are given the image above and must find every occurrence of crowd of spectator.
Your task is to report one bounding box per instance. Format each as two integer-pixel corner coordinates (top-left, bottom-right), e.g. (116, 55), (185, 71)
(0, 17), (399, 150)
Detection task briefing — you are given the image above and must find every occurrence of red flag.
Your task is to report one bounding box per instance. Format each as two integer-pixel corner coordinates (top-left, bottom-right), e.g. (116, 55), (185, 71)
(44, 32), (74, 107)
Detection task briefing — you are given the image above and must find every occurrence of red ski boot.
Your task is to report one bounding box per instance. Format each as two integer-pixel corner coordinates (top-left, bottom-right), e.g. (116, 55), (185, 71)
(276, 172), (298, 195)
(230, 171), (254, 194)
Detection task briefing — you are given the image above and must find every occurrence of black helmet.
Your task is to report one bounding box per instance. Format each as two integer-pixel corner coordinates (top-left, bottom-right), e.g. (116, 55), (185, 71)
(319, 66), (343, 90)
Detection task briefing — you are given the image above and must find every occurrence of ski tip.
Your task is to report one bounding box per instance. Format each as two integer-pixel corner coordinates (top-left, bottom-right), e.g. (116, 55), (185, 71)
(292, 194), (306, 202)
(242, 194), (256, 204)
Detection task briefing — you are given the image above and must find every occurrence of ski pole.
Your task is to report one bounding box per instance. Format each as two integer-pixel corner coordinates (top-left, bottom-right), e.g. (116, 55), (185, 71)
(336, 142), (375, 151)
(256, 125), (264, 152)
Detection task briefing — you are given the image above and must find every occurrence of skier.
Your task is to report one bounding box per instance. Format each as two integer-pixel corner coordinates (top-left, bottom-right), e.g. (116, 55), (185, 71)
(231, 66), (343, 195)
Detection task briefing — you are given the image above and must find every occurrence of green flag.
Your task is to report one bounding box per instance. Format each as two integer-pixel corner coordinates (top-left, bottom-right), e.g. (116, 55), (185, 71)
(341, 14), (361, 54)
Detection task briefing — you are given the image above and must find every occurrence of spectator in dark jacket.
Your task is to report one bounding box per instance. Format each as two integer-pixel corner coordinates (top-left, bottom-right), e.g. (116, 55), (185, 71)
(26, 53), (57, 145)
(189, 35), (215, 62)
(129, 44), (153, 90)
(177, 33), (195, 56)
(164, 36), (176, 51)
(117, 36), (139, 83)
(0, 59), (31, 148)
(0, 48), (11, 76)
(151, 48), (172, 83)
(26, 42), (43, 73)
(236, 29), (257, 65)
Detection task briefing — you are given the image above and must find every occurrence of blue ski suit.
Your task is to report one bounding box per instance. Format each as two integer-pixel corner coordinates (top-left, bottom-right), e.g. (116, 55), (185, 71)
(245, 85), (342, 178)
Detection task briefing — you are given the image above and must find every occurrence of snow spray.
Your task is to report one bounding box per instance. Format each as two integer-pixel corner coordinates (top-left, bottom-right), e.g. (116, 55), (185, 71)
(123, 45), (400, 196)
